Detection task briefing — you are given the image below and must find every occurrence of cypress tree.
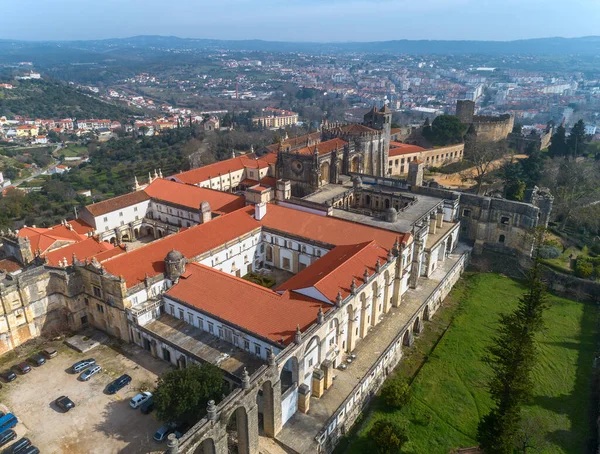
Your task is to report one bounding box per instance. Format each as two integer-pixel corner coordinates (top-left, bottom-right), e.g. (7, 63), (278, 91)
(477, 230), (547, 453)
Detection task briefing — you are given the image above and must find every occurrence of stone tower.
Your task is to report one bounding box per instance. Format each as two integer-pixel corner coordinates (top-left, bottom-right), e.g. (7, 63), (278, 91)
(408, 161), (424, 187)
(165, 250), (186, 282)
(456, 100), (475, 124)
(200, 201), (211, 224)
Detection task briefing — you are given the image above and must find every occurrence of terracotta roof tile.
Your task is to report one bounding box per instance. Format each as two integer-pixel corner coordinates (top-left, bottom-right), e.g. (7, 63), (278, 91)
(167, 263), (330, 345)
(44, 237), (115, 266)
(276, 241), (389, 302)
(18, 225), (86, 255)
(173, 155), (272, 185)
(144, 179), (244, 214)
(389, 142), (426, 156)
(85, 191), (150, 217)
(294, 138), (347, 156)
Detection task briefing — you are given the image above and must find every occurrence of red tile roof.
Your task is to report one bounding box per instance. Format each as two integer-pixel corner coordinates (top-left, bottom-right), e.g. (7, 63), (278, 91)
(101, 209), (261, 287)
(144, 178), (245, 214)
(85, 191), (150, 217)
(389, 142), (426, 157)
(44, 237), (115, 267)
(173, 155), (272, 185)
(294, 138), (347, 156)
(17, 225), (86, 255)
(276, 241), (388, 302)
(0, 257), (22, 273)
(166, 263), (330, 345)
(258, 204), (409, 249)
(64, 218), (94, 235)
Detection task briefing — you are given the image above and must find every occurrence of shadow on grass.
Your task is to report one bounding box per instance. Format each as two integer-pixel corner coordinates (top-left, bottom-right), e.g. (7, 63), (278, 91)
(531, 298), (598, 453)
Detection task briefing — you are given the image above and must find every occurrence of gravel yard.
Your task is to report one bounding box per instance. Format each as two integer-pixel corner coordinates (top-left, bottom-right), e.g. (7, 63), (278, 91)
(0, 337), (172, 453)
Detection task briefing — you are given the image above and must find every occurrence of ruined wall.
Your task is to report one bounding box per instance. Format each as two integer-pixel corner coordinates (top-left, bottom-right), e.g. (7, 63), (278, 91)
(471, 115), (514, 142)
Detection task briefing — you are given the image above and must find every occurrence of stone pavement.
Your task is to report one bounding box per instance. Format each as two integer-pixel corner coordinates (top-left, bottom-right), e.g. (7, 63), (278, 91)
(275, 245), (470, 453)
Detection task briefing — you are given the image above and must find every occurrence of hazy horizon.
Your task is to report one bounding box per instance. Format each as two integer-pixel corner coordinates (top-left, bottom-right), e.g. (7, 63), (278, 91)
(1, 0), (599, 42)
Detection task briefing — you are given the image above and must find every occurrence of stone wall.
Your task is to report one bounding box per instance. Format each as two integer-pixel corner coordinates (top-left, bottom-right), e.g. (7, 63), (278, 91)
(315, 251), (470, 453)
(470, 115), (514, 143)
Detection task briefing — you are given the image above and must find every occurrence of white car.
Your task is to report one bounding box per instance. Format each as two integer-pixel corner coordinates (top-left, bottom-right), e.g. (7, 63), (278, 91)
(79, 365), (102, 381)
(130, 391), (152, 409)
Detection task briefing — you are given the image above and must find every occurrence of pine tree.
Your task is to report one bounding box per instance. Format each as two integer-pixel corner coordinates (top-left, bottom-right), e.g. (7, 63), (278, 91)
(567, 119), (587, 157)
(548, 125), (567, 157)
(477, 231), (547, 453)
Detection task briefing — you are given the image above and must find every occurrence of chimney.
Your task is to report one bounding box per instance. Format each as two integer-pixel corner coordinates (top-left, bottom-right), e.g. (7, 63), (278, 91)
(255, 202), (267, 221)
(276, 179), (291, 201)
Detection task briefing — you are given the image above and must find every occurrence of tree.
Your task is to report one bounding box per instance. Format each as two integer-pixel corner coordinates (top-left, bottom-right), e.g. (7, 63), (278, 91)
(369, 419), (408, 454)
(548, 125), (567, 157)
(154, 363), (224, 425)
(512, 124), (523, 134)
(422, 115), (466, 146)
(542, 158), (600, 230)
(381, 377), (411, 408)
(464, 140), (508, 195)
(477, 233), (547, 454)
(566, 119), (587, 157)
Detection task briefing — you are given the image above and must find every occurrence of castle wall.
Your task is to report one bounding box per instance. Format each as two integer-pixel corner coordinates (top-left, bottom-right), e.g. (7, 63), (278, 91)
(471, 115), (514, 142)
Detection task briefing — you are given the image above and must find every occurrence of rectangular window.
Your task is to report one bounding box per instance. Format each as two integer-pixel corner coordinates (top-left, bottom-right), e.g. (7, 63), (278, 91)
(119, 212), (123, 217)
(254, 344), (261, 355)
(134, 207), (138, 212)
(282, 257), (291, 270)
(462, 209), (471, 217)
(103, 216), (108, 222)
(208, 322), (214, 334)
(178, 309), (184, 320)
(96, 303), (104, 313)
(188, 313), (194, 325)
(169, 304), (174, 315)
(218, 326), (224, 338)
(92, 286), (102, 298)
(244, 339), (250, 350)
(500, 216), (510, 225)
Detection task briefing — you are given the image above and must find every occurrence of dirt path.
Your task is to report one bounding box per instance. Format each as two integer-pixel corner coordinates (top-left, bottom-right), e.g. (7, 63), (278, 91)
(429, 154), (528, 189)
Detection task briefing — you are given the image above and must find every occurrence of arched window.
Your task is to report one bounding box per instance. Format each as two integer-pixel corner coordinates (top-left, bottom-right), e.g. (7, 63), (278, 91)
(499, 235), (506, 243)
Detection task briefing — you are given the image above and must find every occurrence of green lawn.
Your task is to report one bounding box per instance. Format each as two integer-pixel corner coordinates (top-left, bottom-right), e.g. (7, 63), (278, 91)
(58, 144), (87, 158)
(344, 273), (597, 454)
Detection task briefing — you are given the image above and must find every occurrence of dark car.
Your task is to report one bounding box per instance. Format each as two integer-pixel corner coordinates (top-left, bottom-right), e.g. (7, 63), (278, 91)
(0, 430), (16, 447)
(29, 354), (46, 367)
(13, 363), (31, 374)
(17, 447), (39, 454)
(1, 371), (15, 383)
(71, 358), (96, 374)
(140, 397), (154, 414)
(55, 396), (75, 412)
(106, 374), (132, 394)
(2, 437), (31, 454)
(42, 347), (58, 359)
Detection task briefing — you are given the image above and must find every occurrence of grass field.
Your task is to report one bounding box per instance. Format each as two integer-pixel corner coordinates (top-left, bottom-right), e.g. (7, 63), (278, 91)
(58, 143), (87, 158)
(343, 273), (597, 454)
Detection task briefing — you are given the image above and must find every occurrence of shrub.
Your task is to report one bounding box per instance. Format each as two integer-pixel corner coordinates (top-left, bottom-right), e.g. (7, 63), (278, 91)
(381, 378), (411, 408)
(574, 259), (594, 279)
(538, 245), (561, 260)
(369, 419), (408, 453)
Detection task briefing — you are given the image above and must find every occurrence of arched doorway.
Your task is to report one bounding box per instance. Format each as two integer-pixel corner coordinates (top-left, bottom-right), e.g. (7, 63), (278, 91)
(109, 237), (116, 244)
(371, 281), (380, 327)
(423, 305), (430, 322)
(194, 438), (216, 454)
(320, 162), (330, 185)
(413, 316), (422, 335)
(133, 228), (140, 239)
(227, 406), (250, 454)
(280, 356), (299, 394)
(257, 380), (277, 436)
(351, 156), (360, 173)
(177, 355), (187, 369)
(403, 329), (413, 347)
(446, 238), (453, 255)
(359, 293), (370, 339)
(383, 270), (391, 313)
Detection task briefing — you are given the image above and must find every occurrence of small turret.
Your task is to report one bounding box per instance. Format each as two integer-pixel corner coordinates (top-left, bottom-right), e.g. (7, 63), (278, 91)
(165, 250), (186, 282)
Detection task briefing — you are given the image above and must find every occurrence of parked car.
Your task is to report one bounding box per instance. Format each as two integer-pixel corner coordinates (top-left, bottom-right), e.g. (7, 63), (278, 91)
(106, 374), (132, 394)
(79, 365), (101, 381)
(0, 430), (16, 447)
(55, 396), (75, 412)
(130, 391), (152, 409)
(1, 371), (16, 382)
(42, 347), (58, 359)
(140, 397), (154, 414)
(153, 425), (174, 442)
(17, 447), (39, 454)
(28, 354), (45, 367)
(2, 437), (31, 454)
(0, 414), (18, 432)
(71, 359), (96, 374)
(13, 363), (31, 375)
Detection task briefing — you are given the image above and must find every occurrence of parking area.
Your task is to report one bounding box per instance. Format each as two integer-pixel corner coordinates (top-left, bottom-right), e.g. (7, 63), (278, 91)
(0, 336), (172, 453)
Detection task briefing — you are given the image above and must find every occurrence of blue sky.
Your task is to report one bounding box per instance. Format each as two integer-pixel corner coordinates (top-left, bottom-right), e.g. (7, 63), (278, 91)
(1, 0), (598, 42)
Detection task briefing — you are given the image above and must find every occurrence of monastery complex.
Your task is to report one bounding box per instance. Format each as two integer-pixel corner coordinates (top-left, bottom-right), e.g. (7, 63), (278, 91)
(0, 107), (552, 454)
